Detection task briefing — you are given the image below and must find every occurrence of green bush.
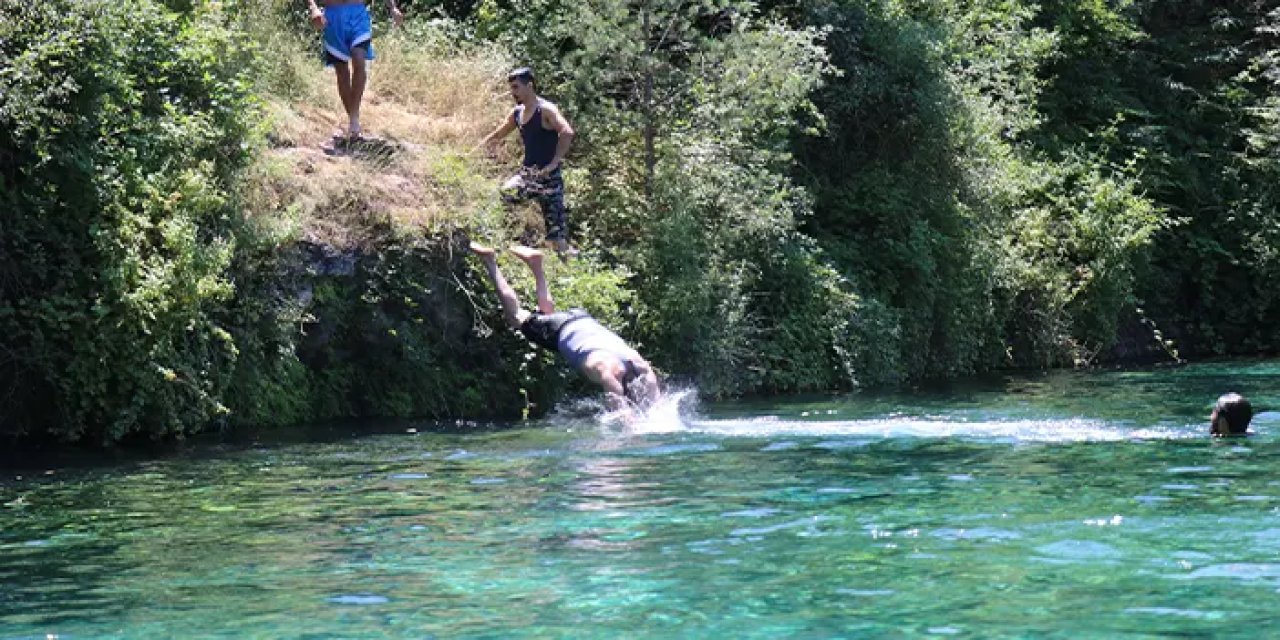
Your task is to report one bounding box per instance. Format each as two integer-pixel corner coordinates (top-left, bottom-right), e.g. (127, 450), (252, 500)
(786, 0), (1165, 377)
(495, 1), (878, 396)
(632, 142), (878, 395)
(6, 0), (1275, 448)
(990, 154), (1161, 366)
(0, 1), (258, 442)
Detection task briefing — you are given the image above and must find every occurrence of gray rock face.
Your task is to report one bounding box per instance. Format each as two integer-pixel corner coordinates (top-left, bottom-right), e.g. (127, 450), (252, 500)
(237, 232), (533, 420)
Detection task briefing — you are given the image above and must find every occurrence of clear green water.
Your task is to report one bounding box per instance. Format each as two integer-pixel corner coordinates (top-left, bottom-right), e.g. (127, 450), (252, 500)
(4, 361), (1280, 639)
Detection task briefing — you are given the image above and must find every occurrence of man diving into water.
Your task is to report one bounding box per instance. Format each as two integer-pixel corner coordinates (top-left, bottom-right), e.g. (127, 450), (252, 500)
(469, 242), (660, 416)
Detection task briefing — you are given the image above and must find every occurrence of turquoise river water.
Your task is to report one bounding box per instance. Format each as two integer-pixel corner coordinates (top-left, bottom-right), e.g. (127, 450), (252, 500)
(3, 361), (1280, 638)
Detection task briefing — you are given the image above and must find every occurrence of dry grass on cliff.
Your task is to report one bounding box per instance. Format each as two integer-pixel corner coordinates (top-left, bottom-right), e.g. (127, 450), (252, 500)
(241, 15), (530, 251)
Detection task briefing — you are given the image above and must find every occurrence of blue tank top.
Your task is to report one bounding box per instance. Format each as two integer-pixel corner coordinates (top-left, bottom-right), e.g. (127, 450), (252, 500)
(515, 103), (559, 169)
(556, 310), (634, 370)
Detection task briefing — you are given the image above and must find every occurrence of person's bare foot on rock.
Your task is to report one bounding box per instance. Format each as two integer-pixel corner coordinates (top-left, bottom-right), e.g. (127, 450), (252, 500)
(549, 239), (580, 260)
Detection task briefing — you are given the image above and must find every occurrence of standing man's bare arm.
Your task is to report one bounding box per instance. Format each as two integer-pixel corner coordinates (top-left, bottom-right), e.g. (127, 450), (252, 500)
(306, 0), (325, 28)
(385, 0), (404, 27)
(540, 103), (575, 173)
(482, 115), (518, 153)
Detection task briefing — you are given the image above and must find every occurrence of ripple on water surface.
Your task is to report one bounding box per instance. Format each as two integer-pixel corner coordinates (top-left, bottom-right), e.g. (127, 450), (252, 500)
(679, 416), (1200, 443)
(3, 361), (1280, 638)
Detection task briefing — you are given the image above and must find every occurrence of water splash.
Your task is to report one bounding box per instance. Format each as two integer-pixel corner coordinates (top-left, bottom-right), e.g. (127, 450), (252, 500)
(551, 385), (1204, 443)
(626, 388), (699, 434)
(678, 415), (1199, 442)
(545, 386), (701, 433)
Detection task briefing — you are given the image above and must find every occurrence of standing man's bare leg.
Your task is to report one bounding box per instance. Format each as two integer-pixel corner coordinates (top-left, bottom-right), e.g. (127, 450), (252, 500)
(509, 246), (555, 314)
(470, 243), (524, 328)
(347, 46), (368, 137)
(331, 48), (366, 138)
(334, 61), (355, 136)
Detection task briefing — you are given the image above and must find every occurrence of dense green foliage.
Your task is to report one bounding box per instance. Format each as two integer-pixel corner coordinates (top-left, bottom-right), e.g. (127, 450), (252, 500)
(477, 0), (1168, 386)
(785, 0), (1163, 375)
(218, 234), (543, 429)
(1030, 1), (1280, 358)
(0, 1), (254, 442)
(0, 1), (555, 442)
(483, 0), (1278, 379)
(4, 0), (1278, 444)
(481, 0), (886, 394)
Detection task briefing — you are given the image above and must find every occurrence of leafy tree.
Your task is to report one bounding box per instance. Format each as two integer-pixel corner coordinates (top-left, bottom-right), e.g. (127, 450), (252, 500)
(481, 0), (889, 393)
(1033, 0), (1280, 357)
(0, 1), (257, 441)
(780, 0), (1165, 374)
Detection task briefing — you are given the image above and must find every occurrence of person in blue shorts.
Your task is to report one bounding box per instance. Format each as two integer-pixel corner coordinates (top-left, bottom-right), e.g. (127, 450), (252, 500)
(306, 0), (403, 143)
(469, 242), (661, 416)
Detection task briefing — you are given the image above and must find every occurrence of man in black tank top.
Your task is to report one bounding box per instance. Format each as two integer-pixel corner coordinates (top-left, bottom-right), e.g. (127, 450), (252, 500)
(468, 242), (662, 418)
(482, 68), (578, 256)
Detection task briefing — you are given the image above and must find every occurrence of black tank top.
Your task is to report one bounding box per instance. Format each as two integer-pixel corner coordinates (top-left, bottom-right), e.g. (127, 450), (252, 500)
(519, 308), (588, 352)
(515, 103), (559, 169)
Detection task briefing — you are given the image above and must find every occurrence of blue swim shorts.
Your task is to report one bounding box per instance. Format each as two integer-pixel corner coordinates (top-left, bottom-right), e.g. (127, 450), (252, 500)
(322, 3), (375, 66)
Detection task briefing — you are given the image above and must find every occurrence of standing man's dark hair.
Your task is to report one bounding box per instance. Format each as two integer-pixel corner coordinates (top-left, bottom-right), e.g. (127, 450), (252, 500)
(508, 67), (536, 86)
(1210, 392), (1253, 437)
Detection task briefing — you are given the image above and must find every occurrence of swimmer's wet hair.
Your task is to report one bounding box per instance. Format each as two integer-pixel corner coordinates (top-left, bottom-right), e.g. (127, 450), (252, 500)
(1215, 393), (1253, 435)
(508, 67), (536, 85)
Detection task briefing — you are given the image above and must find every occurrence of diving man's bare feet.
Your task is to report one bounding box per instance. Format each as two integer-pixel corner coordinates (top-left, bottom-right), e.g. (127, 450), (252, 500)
(465, 240), (494, 258)
(508, 244), (544, 267)
(509, 245), (555, 314)
(469, 241), (527, 326)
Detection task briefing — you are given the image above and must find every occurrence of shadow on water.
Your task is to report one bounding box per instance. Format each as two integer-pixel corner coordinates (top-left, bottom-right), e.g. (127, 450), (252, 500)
(0, 416), (537, 475)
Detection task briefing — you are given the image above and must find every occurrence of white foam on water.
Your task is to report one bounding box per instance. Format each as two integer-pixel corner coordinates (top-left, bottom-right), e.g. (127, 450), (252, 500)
(567, 386), (1203, 443)
(647, 412), (1199, 443)
(627, 401), (1198, 442)
(615, 388), (700, 435)
(1124, 607), (1226, 620)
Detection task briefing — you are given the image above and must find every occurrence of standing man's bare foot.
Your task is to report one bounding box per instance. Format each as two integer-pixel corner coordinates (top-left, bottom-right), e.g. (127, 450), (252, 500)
(549, 239), (580, 260)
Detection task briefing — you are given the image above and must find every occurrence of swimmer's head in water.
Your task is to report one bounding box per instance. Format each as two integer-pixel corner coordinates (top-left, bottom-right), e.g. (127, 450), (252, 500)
(1210, 392), (1252, 437)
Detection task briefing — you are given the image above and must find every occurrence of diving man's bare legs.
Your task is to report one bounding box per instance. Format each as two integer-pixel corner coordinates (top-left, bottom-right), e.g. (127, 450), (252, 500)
(469, 242), (525, 328)
(470, 241), (661, 416)
(509, 245), (555, 314)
